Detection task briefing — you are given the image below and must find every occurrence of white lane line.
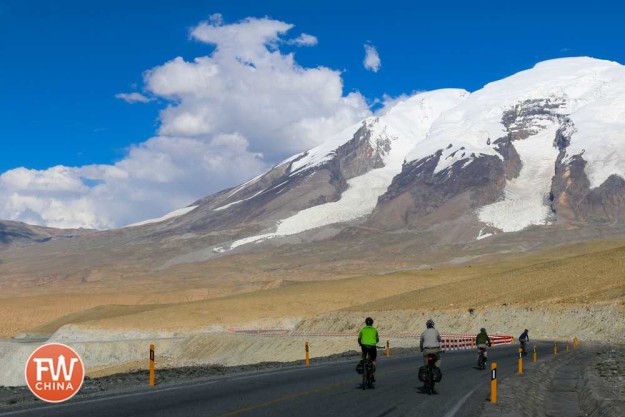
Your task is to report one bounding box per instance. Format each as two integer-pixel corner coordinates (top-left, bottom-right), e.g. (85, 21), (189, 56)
(443, 384), (482, 417)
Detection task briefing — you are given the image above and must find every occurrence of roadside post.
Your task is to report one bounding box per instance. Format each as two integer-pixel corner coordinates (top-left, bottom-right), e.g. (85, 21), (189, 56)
(305, 341), (310, 366)
(518, 348), (523, 375)
(386, 340), (390, 357)
(533, 345), (537, 363)
(490, 362), (497, 403)
(566, 339), (569, 351)
(554, 341), (558, 356)
(149, 344), (155, 387)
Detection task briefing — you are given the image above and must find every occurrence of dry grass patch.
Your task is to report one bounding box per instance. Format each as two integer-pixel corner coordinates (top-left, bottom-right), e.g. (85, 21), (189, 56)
(74, 272), (469, 332)
(3, 238), (624, 338)
(352, 243), (625, 311)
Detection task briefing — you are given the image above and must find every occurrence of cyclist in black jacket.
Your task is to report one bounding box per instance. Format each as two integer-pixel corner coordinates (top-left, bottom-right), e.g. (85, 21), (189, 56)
(519, 329), (529, 356)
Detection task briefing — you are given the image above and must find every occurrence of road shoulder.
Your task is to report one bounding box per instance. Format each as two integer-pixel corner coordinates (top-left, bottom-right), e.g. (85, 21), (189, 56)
(480, 343), (625, 417)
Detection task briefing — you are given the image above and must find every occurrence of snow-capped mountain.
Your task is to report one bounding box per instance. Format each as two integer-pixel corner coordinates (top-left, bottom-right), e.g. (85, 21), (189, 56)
(375, 57), (625, 234)
(4, 57), (625, 287)
(124, 57), (625, 253)
(141, 89), (468, 245)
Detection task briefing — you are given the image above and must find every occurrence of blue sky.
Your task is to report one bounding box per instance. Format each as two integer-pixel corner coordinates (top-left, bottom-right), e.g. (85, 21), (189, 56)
(1, 0), (624, 228)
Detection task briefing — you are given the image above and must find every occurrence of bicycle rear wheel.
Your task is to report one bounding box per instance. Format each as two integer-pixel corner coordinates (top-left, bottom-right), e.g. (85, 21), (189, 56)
(427, 368), (434, 395)
(362, 361), (367, 390)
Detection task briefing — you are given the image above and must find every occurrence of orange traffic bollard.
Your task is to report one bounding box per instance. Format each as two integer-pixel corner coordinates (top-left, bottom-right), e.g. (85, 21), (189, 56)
(518, 348), (523, 375)
(490, 362), (497, 403)
(305, 341), (310, 366)
(554, 341), (558, 355)
(149, 344), (155, 386)
(533, 345), (537, 363)
(386, 340), (390, 357)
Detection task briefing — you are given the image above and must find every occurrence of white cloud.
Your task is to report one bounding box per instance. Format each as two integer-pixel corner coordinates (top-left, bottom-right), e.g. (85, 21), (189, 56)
(0, 135), (266, 229)
(115, 92), (153, 103)
(147, 15), (370, 159)
(364, 44), (381, 73)
(0, 15), (371, 229)
(287, 33), (318, 46)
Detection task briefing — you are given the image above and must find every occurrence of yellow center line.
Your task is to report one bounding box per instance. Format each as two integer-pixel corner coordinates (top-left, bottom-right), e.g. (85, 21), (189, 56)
(216, 366), (415, 417)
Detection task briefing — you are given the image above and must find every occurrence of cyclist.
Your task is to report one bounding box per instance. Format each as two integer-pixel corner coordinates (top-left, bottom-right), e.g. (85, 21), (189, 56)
(420, 319), (442, 368)
(358, 317), (379, 380)
(475, 327), (492, 363)
(519, 329), (529, 356)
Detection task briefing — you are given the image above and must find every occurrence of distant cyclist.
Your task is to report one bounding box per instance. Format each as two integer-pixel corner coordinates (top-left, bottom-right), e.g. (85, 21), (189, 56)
(475, 327), (492, 360)
(519, 329), (529, 356)
(358, 317), (379, 379)
(420, 319), (442, 368)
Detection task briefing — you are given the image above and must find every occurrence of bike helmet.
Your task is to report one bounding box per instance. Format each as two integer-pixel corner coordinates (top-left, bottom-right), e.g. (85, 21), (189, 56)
(365, 317), (374, 326)
(426, 319), (435, 328)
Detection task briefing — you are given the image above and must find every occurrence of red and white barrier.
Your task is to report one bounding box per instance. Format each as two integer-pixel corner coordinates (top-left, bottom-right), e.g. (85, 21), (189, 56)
(227, 327), (514, 349)
(440, 334), (513, 350)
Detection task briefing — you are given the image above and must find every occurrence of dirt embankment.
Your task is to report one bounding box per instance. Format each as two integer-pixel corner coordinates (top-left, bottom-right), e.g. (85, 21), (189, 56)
(481, 343), (625, 417)
(297, 304), (625, 343)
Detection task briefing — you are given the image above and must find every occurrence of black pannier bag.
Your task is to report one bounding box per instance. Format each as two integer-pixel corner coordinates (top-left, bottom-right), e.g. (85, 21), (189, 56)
(418, 365), (443, 382)
(432, 367), (442, 382)
(356, 360), (364, 374)
(418, 365), (428, 381)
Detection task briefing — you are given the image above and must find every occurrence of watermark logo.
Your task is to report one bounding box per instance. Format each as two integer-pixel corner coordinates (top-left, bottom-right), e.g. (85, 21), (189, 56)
(25, 343), (85, 403)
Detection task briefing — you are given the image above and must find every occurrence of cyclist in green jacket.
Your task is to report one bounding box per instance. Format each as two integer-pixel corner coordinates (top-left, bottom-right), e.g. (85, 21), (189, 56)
(358, 317), (379, 378)
(475, 327), (492, 360)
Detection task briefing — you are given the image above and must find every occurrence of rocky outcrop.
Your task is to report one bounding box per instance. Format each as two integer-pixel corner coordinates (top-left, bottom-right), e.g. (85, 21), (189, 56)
(550, 114), (625, 225)
(371, 152), (506, 229)
(0, 221), (91, 251)
(552, 154), (625, 224)
(334, 122), (389, 180)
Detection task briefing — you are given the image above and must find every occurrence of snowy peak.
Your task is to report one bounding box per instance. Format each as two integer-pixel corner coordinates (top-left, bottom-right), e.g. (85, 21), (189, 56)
(127, 57), (625, 252)
(286, 88), (469, 176)
(376, 57), (625, 235)
(225, 89), (469, 248)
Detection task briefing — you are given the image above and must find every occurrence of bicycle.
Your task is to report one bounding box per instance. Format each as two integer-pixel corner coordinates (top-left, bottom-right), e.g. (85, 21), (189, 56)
(477, 347), (487, 370)
(357, 346), (384, 390)
(419, 352), (442, 395)
(520, 340), (528, 356)
(362, 353), (374, 390)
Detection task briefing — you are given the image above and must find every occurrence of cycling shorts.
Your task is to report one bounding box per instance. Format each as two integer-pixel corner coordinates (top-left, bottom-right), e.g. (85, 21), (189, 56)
(361, 344), (377, 361)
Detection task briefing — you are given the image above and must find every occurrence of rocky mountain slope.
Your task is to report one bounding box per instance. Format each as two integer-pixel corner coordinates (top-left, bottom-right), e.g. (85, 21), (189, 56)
(0, 220), (92, 251)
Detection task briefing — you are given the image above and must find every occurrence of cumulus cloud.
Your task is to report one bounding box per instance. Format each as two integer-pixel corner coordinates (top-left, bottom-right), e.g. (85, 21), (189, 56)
(364, 43), (381, 73)
(115, 92), (153, 103)
(287, 33), (318, 46)
(0, 15), (371, 229)
(148, 13), (369, 159)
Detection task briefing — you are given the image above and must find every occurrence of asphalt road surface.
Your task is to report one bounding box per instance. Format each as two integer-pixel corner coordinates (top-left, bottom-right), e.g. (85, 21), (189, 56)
(0, 343), (545, 417)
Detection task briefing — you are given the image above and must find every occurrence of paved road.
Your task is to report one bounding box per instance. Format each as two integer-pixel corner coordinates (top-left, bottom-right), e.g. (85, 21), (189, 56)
(1, 343), (547, 417)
